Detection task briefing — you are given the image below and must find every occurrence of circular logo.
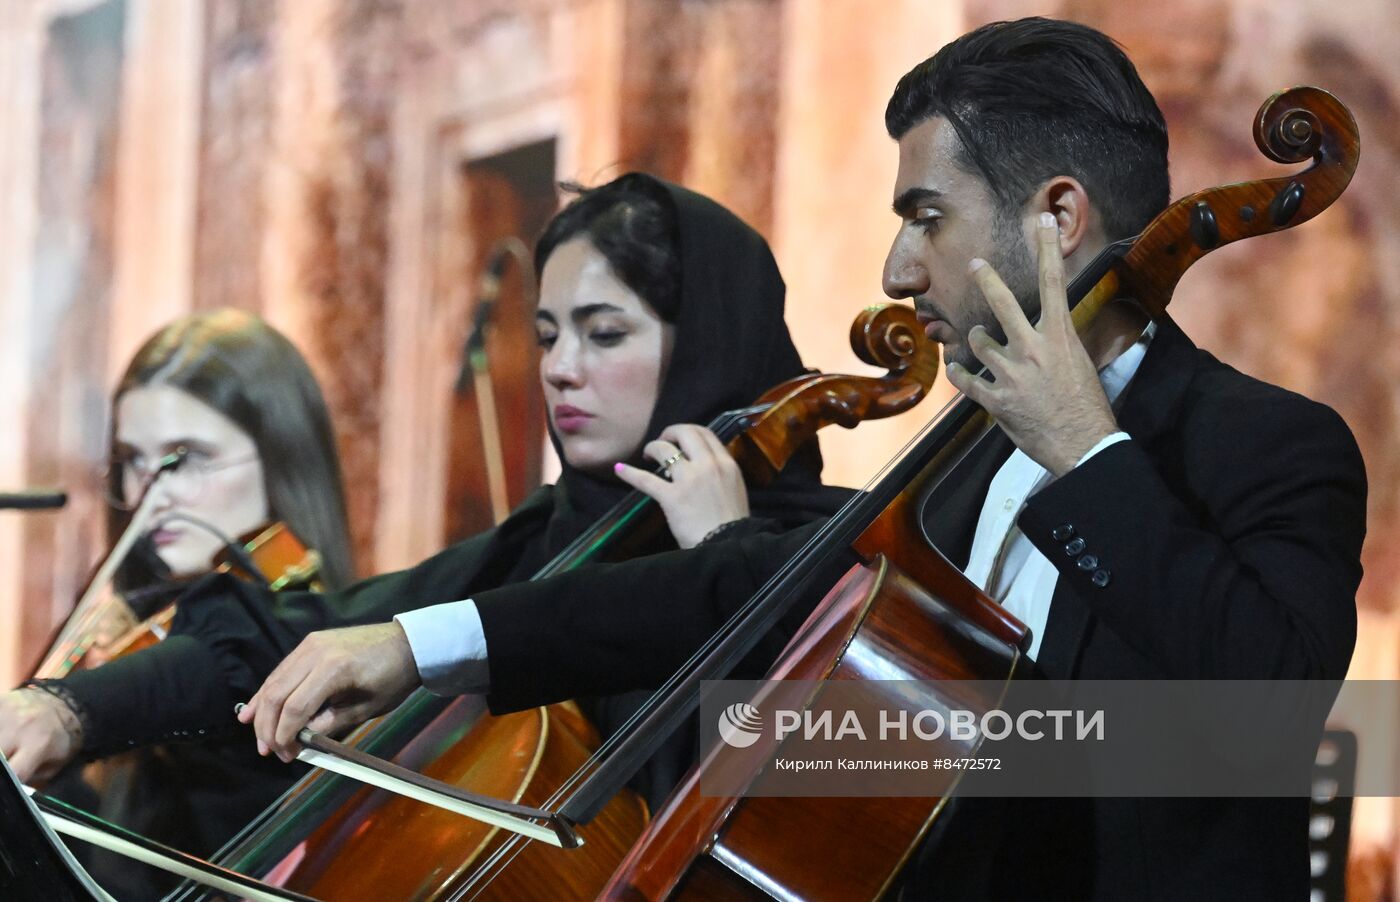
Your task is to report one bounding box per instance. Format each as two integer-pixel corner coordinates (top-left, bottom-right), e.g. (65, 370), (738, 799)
(717, 702), (763, 748)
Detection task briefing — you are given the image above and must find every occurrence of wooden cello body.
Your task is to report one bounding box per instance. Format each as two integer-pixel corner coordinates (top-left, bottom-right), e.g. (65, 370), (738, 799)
(606, 554), (1028, 901)
(257, 699), (647, 900)
(601, 85), (1360, 900)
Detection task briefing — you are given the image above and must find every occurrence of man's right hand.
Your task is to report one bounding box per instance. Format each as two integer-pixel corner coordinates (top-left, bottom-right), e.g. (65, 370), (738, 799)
(238, 622), (421, 762)
(0, 688), (82, 785)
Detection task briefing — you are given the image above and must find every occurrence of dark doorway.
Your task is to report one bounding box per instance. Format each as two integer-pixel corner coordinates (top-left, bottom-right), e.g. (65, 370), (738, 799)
(443, 140), (555, 542)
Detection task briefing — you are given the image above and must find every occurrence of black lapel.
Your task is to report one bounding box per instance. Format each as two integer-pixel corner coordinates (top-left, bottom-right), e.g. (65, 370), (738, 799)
(1033, 314), (1203, 678)
(1112, 314), (1201, 447)
(917, 428), (1016, 570)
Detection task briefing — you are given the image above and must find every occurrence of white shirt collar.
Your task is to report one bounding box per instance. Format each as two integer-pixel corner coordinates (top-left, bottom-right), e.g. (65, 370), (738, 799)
(1099, 319), (1156, 407)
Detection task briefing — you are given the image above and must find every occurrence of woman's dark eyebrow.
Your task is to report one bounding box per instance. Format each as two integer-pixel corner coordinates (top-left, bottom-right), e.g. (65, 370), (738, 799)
(113, 437), (215, 459)
(162, 438), (213, 451)
(536, 302), (626, 326)
(570, 303), (625, 323)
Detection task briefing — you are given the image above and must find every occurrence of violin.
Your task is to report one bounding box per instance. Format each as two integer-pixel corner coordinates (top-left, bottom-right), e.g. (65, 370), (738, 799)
(186, 304), (940, 901)
(35, 521), (321, 676)
(592, 86), (1361, 899)
(97, 522), (322, 666)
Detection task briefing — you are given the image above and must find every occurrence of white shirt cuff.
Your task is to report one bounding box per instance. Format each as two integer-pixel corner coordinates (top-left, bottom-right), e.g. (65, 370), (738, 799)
(394, 600), (490, 696)
(1075, 431), (1130, 469)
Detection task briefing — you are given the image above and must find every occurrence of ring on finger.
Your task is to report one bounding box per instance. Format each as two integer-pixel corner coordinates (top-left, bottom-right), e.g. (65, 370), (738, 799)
(660, 451), (686, 478)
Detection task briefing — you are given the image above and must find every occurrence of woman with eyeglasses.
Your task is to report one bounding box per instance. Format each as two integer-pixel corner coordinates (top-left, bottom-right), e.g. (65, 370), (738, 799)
(106, 311), (354, 590)
(2, 309), (355, 896)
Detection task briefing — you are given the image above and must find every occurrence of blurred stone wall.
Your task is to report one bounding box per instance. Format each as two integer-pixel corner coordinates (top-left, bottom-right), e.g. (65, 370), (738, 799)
(194, 0), (399, 577)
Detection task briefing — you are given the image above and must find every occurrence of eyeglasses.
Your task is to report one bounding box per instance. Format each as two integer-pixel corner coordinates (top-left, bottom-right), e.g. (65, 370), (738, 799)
(105, 448), (259, 512)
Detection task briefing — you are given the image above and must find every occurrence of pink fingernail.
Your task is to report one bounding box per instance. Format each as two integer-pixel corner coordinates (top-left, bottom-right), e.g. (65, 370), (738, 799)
(613, 462), (624, 473)
(968, 258), (986, 272)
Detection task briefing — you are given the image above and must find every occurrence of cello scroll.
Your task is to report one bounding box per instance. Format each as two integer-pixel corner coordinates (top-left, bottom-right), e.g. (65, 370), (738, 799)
(730, 304), (939, 485)
(1118, 86), (1359, 316)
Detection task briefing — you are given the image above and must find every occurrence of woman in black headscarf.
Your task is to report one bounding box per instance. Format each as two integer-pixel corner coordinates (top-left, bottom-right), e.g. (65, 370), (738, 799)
(6, 173), (848, 824)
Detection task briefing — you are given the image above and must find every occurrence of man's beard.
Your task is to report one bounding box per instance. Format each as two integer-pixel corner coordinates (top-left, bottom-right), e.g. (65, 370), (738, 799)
(950, 210), (1039, 371)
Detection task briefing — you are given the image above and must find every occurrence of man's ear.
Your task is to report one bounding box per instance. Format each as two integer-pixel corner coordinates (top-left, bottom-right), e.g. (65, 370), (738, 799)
(1024, 176), (1095, 257)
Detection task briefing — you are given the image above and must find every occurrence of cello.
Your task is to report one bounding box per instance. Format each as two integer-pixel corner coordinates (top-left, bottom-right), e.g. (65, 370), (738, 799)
(586, 85), (1362, 899)
(182, 304), (941, 899)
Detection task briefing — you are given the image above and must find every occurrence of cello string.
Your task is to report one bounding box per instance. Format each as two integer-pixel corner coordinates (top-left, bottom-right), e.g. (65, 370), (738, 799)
(467, 97), (1361, 889)
(231, 345), (930, 894)
(425, 409), (756, 898)
(201, 362), (913, 893)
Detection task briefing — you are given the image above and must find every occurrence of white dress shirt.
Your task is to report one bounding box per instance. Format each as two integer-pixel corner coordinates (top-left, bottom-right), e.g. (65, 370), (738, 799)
(962, 321), (1154, 659)
(398, 322), (1157, 692)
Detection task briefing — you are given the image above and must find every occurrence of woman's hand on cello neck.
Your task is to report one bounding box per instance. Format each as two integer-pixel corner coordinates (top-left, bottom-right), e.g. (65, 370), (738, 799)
(613, 424), (750, 549)
(0, 687), (83, 785)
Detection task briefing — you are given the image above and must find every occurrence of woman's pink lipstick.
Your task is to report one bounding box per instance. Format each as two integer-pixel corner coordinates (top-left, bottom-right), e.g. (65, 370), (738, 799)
(553, 404), (595, 434)
(150, 527), (181, 547)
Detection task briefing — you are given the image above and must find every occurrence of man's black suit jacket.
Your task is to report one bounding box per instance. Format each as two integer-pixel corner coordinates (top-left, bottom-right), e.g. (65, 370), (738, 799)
(471, 314), (1366, 901)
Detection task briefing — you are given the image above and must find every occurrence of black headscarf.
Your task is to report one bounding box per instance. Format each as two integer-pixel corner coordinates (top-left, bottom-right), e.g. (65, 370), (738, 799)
(526, 173), (850, 809)
(537, 173), (846, 561)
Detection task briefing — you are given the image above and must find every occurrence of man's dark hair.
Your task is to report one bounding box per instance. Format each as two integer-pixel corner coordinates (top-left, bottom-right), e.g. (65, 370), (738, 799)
(535, 174), (682, 322)
(885, 17), (1170, 239)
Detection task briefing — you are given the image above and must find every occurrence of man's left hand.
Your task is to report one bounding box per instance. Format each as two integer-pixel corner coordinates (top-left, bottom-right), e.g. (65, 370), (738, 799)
(238, 622), (420, 762)
(945, 212), (1119, 476)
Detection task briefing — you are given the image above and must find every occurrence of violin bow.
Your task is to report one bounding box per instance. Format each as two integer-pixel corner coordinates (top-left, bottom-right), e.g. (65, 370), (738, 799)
(34, 450), (186, 678)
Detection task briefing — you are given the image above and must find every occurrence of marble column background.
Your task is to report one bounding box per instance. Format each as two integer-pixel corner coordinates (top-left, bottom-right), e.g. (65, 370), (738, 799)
(1, 0), (1396, 894)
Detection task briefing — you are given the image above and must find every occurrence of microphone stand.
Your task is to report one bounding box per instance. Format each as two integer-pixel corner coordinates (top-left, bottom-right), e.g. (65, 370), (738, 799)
(454, 237), (532, 526)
